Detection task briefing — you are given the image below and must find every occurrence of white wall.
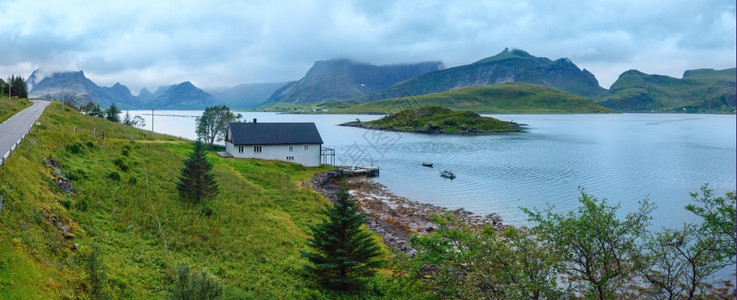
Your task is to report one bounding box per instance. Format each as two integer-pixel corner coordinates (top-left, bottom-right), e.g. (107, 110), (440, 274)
(226, 142), (322, 167)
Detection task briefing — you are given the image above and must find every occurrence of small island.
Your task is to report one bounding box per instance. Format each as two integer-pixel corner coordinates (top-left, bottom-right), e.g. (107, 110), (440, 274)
(340, 106), (524, 134)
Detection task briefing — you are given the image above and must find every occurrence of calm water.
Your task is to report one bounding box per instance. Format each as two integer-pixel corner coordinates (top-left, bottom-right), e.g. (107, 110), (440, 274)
(128, 111), (736, 230)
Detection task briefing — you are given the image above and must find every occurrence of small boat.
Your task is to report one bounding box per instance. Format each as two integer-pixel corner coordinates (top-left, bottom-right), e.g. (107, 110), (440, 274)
(440, 170), (456, 179)
(422, 161), (433, 167)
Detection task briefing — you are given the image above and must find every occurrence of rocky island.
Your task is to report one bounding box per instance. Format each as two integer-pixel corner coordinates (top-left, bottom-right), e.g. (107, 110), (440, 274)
(340, 105), (523, 134)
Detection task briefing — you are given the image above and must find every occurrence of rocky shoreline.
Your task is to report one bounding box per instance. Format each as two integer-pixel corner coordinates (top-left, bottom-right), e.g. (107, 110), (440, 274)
(309, 169), (504, 255)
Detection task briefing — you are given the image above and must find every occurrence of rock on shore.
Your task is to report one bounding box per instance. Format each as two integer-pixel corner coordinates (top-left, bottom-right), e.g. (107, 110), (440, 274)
(309, 170), (504, 255)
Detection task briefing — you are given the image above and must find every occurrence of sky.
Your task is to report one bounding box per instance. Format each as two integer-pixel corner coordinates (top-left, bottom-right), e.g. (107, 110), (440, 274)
(0, 0), (734, 94)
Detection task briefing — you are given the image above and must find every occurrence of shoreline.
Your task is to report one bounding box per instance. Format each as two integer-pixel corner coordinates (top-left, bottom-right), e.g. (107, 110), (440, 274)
(310, 169), (505, 255)
(339, 121), (525, 135)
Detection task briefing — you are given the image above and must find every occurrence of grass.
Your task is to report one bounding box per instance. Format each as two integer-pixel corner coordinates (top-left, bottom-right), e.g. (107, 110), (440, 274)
(327, 83), (614, 114)
(0, 96), (32, 123)
(0, 102), (402, 298)
(351, 106), (521, 133)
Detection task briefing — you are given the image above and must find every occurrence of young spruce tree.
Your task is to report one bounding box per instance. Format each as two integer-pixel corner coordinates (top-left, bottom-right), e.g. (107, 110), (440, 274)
(177, 141), (219, 204)
(301, 189), (384, 292)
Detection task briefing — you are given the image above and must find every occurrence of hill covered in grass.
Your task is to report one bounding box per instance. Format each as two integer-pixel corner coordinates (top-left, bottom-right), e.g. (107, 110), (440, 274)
(0, 96), (31, 123)
(327, 82), (614, 114)
(342, 106), (522, 134)
(598, 68), (736, 113)
(0, 102), (400, 298)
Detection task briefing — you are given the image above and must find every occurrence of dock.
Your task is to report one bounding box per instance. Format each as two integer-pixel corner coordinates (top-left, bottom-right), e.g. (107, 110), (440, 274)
(334, 166), (380, 177)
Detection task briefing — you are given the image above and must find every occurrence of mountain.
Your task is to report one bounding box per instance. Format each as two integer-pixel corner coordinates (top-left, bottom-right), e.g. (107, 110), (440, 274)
(326, 82), (614, 114)
(598, 68), (736, 113)
(148, 81), (217, 109)
(27, 70), (141, 109)
(137, 87), (154, 102)
(206, 82), (286, 108)
(362, 48), (607, 102)
(266, 59), (442, 104)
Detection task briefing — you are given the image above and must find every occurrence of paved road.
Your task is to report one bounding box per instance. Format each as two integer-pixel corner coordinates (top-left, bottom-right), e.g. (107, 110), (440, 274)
(0, 100), (51, 162)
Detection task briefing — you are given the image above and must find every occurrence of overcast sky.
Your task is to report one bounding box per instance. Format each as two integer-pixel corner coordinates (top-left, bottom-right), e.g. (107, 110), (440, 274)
(0, 0), (734, 93)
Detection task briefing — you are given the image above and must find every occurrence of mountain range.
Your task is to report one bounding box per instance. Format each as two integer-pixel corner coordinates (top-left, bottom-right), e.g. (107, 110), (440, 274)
(27, 71), (284, 110)
(266, 59), (442, 104)
(24, 49), (736, 113)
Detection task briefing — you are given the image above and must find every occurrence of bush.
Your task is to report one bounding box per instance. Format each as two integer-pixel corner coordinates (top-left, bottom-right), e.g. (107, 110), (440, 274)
(58, 197), (72, 209)
(66, 142), (83, 154)
(128, 176), (137, 185)
(113, 158), (129, 172)
(199, 205), (214, 217)
(108, 172), (121, 181)
(169, 264), (223, 300)
(76, 197), (90, 212)
(66, 168), (88, 181)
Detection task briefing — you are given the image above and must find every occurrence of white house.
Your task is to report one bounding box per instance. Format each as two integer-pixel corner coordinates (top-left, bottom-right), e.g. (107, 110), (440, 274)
(224, 120), (324, 167)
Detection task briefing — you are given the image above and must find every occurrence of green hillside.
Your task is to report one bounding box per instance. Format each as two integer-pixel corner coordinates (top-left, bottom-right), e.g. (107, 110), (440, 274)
(0, 102), (396, 298)
(328, 82), (614, 114)
(598, 68), (736, 113)
(0, 96), (32, 123)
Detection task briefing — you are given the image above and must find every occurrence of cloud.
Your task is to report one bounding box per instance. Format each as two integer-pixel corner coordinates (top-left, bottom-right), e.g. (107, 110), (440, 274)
(0, 0), (733, 91)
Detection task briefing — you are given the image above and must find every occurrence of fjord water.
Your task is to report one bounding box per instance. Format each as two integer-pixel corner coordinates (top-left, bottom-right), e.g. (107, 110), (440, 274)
(130, 111), (735, 229)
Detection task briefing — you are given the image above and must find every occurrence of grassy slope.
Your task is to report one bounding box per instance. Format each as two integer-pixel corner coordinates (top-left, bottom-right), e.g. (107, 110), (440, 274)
(357, 106), (520, 133)
(0, 96), (32, 123)
(599, 69), (736, 113)
(0, 102), (395, 298)
(328, 83), (614, 114)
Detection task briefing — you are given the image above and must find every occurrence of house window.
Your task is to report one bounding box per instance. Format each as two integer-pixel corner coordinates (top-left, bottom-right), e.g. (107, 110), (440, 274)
(286, 156), (294, 160)
(238, 146), (244, 153)
(254, 145), (262, 153)
(289, 146), (293, 152)
(304, 144), (309, 150)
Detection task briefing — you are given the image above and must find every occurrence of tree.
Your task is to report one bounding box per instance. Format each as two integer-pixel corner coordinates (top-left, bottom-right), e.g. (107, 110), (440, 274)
(105, 103), (121, 122)
(639, 223), (728, 299)
(89, 104), (105, 118)
(132, 115), (146, 129)
(122, 111), (133, 125)
(86, 244), (112, 299)
(195, 105), (242, 148)
(177, 141), (219, 204)
(301, 189), (384, 292)
(169, 264), (223, 300)
(686, 184), (736, 264)
(5, 74), (28, 99)
(523, 188), (655, 299)
(400, 213), (563, 299)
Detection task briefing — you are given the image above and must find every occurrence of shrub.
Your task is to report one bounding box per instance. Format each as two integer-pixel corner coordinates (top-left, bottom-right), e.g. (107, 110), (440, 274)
(108, 172), (121, 181)
(169, 264), (223, 300)
(66, 168), (88, 181)
(128, 176), (137, 185)
(199, 205), (214, 217)
(113, 158), (129, 172)
(58, 197), (72, 209)
(66, 142), (83, 154)
(76, 197), (89, 212)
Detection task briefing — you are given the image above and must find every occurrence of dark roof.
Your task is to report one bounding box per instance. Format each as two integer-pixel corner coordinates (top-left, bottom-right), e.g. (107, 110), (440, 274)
(229, 122), (323, 145)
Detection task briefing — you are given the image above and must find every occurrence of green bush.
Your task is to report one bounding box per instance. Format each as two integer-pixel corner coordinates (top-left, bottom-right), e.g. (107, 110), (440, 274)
(113, 158), (129, 172)
(108, 172), (121, 181)
(76, 197), (89, 212)
(65, 142), (83, 154)
(66, 168), (88, 181)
